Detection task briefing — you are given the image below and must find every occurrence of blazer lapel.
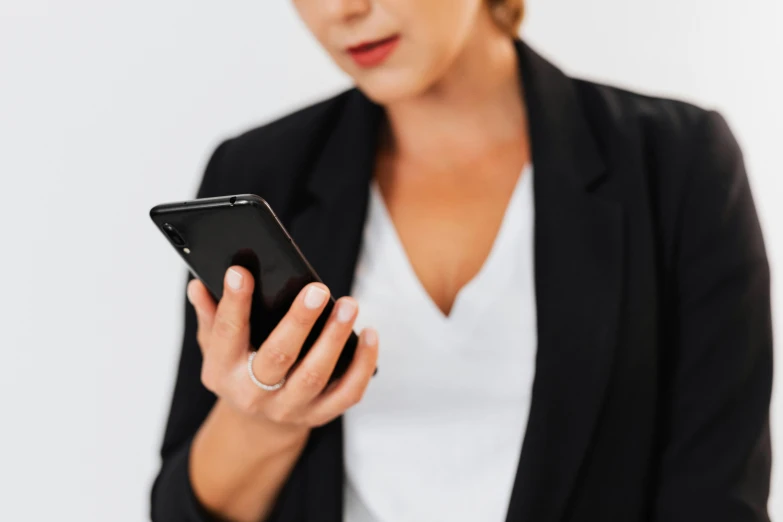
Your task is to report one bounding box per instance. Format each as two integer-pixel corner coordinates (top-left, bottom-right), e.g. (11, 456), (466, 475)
(287, 89), (383, 298)
(504, 42), (624, 522)
(285, 88), (383, 522)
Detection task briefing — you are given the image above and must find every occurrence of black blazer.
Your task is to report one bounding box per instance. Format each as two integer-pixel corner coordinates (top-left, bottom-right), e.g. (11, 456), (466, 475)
(151, 40), (772, 522)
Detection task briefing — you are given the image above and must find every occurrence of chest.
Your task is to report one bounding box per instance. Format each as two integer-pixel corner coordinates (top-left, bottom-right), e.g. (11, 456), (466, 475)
(374, 152), (528, 317)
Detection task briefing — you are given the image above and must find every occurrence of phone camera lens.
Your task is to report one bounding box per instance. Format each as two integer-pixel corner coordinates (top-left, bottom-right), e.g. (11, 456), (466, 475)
(163, 223), (187, 247)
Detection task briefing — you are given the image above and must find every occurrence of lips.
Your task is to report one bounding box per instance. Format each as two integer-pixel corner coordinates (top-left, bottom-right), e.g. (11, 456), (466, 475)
(346, 35), (400, 68)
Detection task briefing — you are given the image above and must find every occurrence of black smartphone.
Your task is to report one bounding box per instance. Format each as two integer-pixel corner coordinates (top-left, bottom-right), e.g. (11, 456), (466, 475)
(150, 194), (357, 384)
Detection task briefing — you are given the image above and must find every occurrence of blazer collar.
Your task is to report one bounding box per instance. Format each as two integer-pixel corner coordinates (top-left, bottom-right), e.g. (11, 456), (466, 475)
(300, 82), (382, 226)
(516, 40), (606, 190)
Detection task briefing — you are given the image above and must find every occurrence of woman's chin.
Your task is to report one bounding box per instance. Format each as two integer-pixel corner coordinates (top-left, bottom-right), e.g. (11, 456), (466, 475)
(348, 66), (434, 106)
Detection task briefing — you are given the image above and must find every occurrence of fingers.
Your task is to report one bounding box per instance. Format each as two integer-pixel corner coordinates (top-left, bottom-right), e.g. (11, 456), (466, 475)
(251, 282), (331, 388)
(187, 278), (216, 348)
(190, 268), (378, 429)
(307, 327), (379, 426)
(210, 266), (255, 363)
(279, 296), (359, 405)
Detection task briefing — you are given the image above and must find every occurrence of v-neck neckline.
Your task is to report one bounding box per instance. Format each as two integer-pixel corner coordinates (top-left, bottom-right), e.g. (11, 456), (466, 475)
(368, 164), (533, 326)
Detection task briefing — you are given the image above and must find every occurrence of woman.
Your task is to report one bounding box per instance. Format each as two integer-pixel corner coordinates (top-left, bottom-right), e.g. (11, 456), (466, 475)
(151, 0), (773, 521)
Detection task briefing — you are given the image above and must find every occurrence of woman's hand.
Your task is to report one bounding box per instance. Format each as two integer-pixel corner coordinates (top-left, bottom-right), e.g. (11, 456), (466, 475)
(187, 265), (379, 432)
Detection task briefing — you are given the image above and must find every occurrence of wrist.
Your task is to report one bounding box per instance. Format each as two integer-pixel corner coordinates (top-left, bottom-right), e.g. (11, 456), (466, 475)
(219, 399), (311, 455)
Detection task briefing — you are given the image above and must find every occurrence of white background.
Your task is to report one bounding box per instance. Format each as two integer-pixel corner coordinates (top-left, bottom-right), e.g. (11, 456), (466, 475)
(1, 1), (780, 520)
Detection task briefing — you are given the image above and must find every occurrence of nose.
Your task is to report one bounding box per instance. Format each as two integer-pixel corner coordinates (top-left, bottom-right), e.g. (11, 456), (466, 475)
(323, 0), (371, 22)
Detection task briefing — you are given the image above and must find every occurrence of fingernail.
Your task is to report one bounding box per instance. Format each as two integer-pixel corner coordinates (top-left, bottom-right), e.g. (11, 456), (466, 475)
(304, 286), (328, 309)
(363, 327), (378, 346)
(336, 299), (357, 323)
(226, 268), (243, 290)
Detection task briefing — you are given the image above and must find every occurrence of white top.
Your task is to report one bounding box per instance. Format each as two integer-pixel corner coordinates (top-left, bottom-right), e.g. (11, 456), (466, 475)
(344, 165), (537, 522)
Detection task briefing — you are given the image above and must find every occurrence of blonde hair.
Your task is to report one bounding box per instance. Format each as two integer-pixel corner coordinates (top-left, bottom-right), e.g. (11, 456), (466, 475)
(488, 0), (525, 37)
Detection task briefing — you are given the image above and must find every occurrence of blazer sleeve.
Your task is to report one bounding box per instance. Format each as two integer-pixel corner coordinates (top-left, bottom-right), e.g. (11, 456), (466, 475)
(149, 141), (296, 522)
(653, 111), (773, 521)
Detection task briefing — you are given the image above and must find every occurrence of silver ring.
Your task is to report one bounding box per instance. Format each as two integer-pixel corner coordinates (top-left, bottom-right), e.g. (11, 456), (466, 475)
(247, 351), (286, 391)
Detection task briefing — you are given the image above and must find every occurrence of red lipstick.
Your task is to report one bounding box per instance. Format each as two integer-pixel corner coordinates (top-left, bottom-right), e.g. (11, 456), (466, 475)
(347, 35), (400, 68)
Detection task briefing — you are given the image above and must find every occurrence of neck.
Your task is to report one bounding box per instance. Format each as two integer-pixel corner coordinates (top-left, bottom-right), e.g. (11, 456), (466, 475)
(381, 14), (526, 163)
